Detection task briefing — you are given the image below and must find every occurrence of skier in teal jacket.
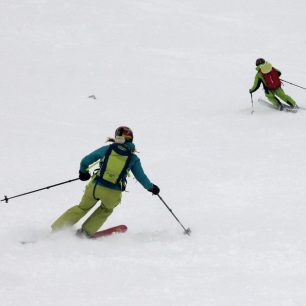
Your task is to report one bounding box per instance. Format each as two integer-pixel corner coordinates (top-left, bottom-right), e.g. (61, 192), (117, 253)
(51, 126), (160, 237)
(249, 58), (296, 111)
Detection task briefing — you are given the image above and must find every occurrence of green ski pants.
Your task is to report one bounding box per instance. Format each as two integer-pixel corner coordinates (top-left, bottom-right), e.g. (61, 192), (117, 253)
(265, 87), (296, 107)
(51, 181), (122, 236)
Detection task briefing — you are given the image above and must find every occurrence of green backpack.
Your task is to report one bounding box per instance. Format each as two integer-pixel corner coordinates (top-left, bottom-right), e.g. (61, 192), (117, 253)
(96, 143), (133, 191)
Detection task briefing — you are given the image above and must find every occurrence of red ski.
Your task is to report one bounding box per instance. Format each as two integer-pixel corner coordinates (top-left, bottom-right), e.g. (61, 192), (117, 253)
(92, 225), (128, 239)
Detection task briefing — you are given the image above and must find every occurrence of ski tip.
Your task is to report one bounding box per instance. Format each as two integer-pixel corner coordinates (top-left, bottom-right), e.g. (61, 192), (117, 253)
(119, 224), (128, 231)
(112, 225), (128, 233)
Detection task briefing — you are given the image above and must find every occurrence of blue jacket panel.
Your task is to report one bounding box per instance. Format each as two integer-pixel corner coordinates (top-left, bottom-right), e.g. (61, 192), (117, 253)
(80, 142), (153, 190)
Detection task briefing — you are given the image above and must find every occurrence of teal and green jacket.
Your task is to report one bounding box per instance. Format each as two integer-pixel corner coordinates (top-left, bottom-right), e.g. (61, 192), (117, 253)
(80, 142), (153, 191)
(250, 65), (281, 93)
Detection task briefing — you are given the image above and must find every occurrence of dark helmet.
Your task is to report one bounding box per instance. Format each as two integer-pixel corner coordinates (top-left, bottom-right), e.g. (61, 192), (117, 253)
(256, 58), (265, 66)
(115, 126), (133, 142)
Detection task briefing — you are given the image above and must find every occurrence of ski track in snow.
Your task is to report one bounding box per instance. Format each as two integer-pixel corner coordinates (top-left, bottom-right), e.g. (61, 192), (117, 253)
(1, 1), (306, 305)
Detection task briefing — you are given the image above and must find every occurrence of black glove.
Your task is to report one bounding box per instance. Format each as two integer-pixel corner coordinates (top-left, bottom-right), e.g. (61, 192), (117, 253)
(149, 184), (160, 195)
(79, 171), (91, 181)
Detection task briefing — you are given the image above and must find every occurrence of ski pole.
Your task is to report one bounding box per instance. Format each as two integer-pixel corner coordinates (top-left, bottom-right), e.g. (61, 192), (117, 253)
(1, 178), (80, 203)
(250, 92), (254, 114)
(157, 194), (191, 235)
(280, 79), (306, 90)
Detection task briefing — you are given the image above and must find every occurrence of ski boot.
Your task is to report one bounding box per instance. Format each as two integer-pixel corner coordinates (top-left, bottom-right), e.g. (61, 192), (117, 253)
(76, 228), (91, 238)
(287, 102), (298, 113)
(278, 103), (284, 111)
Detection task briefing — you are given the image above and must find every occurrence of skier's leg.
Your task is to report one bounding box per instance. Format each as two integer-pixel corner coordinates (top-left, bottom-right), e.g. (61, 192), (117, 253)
(265, 91), (283, 109)
(51, 181), (99, 231)
(275, 87), (296, 107)
(81, 185), (122, 236)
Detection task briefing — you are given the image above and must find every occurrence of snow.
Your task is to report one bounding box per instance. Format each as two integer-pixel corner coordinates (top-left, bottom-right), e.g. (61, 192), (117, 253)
(1, 0), (306, 305)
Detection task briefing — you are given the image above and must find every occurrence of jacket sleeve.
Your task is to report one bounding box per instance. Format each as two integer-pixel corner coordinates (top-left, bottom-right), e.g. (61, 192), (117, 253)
(130, 156), (153, 190)
(79, 146), (109, 173)
(250, 73), (262, 93)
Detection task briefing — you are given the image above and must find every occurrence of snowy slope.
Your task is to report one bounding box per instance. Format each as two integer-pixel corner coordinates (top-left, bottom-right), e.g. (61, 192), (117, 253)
(1, 0), (306, 305)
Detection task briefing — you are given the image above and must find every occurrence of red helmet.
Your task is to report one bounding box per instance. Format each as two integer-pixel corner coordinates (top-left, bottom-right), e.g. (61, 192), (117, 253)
(115, 126), (133, 142)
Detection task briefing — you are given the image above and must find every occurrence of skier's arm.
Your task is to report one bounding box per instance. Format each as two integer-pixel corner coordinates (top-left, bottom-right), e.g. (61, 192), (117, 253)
(130, 157), (154, 190)
(249, 73), (262, 93)
(80, 146), (108, 173)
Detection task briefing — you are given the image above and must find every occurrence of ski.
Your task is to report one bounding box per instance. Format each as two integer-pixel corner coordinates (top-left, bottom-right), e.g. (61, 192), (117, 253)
(20, 225), (128, 244)
(257, 98), (298, 113)
(92, 225), (128, 239)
